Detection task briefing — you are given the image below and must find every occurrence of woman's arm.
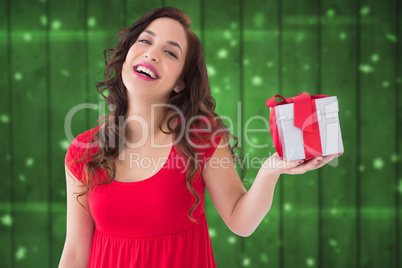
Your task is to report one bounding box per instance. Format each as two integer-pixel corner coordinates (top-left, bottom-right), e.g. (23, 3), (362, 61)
(202, 135), (341, 237)
(58, 165), (95, 268)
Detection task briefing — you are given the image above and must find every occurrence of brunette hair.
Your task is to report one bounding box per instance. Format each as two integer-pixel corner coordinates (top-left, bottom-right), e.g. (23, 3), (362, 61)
(67, 7), (246, 223)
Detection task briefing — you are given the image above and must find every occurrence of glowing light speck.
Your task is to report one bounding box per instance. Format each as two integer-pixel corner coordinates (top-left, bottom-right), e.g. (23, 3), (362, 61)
(52, 20), (61, 30)
(390, 154), (399, 163)
(243, 257), (251, 267)
(306, 257), (315, 267)
(382, 81), (389, 88)
(206, 65), (216, 77)
(284, 203), (291, 211)
(217, 49), (228, 59)
(23, 33), (32, 42)
(359, 64), (373, 73)
(360, 6), (370, 15)
(227, 236), (236, 244)
(223, 30), (231, 39)
(252, 76), (262, 86)
(208, 228), (216, 238)
(87, 17), (96, 27)
(373, 157), (384, 170)
(385, 33), (397, 42)
(1, 214), (13, 227)
(19, 174), (26, 182)
(15, 246), (27, 261)
(40, 15), (47, 26)
(326, 9), (335, 17)
(253, 13), (265, 27)
(260, 253), (268, 263)
(26, 158), (34, 167)
(14, 72), (22, 81)
(359, 165), (365, 172)
(371, 54), (379, 62)
(329, 239), (338, 247)
(61, 69), (70, 77)
(59, 139), (70, 150)
(1, 114), (10, 123)
(339, 32), (347, 40)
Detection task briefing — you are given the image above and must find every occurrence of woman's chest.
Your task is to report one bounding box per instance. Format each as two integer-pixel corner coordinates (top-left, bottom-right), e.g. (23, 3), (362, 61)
(88, 169), (206, 237)
(113, 143), (174, 183)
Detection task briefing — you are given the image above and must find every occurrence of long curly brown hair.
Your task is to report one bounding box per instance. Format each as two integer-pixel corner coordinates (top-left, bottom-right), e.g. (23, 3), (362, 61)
(67, 7), (246, 223)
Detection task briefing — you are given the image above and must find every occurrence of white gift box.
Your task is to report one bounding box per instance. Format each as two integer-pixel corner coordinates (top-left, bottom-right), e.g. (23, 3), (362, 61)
(272, 96), (344, 162)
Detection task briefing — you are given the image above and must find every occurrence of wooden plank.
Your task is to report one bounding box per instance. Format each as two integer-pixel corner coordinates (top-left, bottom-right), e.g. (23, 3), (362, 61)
(0, 0), (12, 267)
(10, 0), (50, 267)
(319, 0), (359, 267)
(164, 0), (201, 36)
(242, 1), (281, 267)
(398, 0), (402, 266)
(280, 0), (321, 267)
(87, 0), (126, 129)
(48, 0), (87, 266)
(359, 0), (397, 267)
(126, 0), (164, 26)
(203, 0), (242, 267)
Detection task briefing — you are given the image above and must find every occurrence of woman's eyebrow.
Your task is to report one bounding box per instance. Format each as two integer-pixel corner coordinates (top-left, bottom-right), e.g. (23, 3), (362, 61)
(143, 30), (182, 55)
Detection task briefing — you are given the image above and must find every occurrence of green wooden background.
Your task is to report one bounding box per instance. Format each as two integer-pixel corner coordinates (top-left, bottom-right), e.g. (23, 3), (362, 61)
(0, 0), (401, 267)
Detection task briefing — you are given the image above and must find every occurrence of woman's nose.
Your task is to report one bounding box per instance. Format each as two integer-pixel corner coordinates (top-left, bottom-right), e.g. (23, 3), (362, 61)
(144, 50), (159, 62)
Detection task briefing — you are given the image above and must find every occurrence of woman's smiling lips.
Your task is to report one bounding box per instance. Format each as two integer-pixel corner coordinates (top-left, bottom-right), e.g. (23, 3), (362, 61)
(133, 62), (160, 82)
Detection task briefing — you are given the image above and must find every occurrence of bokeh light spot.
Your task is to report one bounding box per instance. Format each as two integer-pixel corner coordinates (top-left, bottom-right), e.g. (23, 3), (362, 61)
(206, 65), (216, 77)
(52, 20), (61, 30)
(339, 32), (347, 40)
(243, 257), (251, 266)
(371, 54), (379, 62)
(373, 157), (384, 170)
(326, 9), (335, 17)
(14, 72), (23, 81)
(26, 158), (34, 167)
(87, 17), (96, 27)
(217, 49), (228, 59)
(252, 76), (262, 86)
(359, 64), (373, 73)
(1, 214), (13, 227)
(306, 257), (315, 266)
(208, 228), (216, 238)
(385, 33), (397, 42)
(360, 6), (370, 15)
(40, 15), (47, 26)
(1, 114), (10, 124)
(15, 246), (27, 261)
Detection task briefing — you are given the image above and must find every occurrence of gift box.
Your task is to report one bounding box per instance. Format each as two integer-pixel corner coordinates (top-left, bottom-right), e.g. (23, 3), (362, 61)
(266, 93), (344, 162)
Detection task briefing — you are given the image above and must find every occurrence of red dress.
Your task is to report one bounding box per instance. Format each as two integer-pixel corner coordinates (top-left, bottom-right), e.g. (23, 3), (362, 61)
(65, 119), (222, 268)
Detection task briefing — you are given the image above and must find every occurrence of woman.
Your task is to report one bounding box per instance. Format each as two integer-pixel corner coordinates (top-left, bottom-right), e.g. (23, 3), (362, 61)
(59, 7), (340, 268)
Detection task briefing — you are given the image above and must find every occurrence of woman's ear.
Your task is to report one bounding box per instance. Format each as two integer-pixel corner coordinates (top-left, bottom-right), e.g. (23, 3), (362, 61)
(173, 81), (185, 93)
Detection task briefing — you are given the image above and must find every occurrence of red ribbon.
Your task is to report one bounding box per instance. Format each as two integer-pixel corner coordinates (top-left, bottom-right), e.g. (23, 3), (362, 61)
(266, 93), (329, 160)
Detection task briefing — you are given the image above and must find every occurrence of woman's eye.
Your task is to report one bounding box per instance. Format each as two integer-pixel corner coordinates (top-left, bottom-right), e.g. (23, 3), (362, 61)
(139, 39), (150, 44)
(165, 51), (177, 59)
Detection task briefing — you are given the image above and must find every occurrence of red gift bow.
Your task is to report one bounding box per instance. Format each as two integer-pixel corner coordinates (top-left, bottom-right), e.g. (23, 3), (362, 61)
(266, 93), (329, 161)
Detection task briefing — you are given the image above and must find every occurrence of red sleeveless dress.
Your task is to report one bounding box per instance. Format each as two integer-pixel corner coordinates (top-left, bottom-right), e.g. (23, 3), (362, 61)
(65, 118), (222, 268)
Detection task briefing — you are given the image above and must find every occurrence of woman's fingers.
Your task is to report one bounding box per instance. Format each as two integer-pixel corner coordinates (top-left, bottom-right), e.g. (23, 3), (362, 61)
(264, 152), (343, 175)
(312, 153), (342, 170)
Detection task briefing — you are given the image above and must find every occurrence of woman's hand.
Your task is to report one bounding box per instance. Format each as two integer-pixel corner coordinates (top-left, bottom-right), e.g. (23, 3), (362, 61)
(261, 152), (343, 176)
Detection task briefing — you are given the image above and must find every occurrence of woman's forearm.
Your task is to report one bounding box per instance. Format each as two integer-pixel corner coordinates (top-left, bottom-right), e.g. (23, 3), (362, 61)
(229, 167), (280, 237)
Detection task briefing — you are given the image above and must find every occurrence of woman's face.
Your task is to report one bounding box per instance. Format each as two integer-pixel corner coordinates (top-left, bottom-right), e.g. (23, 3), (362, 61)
(122, 18), (188, 98)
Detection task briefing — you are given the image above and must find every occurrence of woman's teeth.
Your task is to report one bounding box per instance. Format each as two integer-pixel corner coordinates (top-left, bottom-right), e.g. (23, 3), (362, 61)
(135, 66), (157, 79)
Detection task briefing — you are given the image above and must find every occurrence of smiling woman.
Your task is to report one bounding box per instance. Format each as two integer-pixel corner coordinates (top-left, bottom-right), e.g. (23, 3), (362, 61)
(59, 5), (343, 268)
(59, 6), (246, 268)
